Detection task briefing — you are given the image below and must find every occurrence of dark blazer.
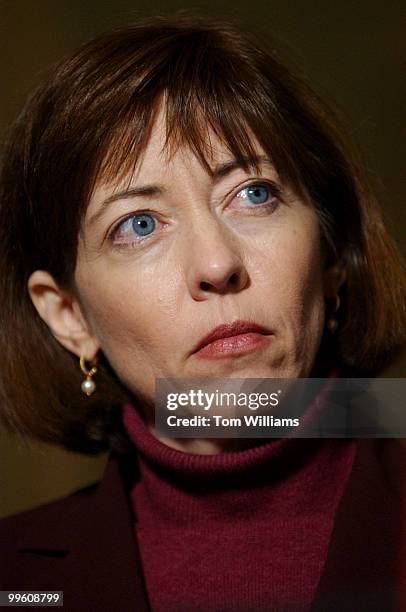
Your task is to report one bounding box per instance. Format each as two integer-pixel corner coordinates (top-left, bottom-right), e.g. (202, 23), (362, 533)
(1, 438), (406, 611)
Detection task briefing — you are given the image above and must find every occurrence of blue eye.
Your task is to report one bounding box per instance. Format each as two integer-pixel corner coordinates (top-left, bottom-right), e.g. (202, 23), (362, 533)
(132, 213), (155, 236)
(244, 184), (270, 204)
(236, 183), (277, 207)
(111, 212), (156, 246)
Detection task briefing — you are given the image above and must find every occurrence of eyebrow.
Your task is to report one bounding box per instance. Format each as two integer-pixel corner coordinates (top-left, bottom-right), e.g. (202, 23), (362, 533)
(210, 154), (270, 180)
(87, 154), (271, 228)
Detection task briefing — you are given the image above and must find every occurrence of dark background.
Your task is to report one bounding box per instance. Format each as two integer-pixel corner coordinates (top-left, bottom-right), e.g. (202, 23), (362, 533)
(0, 0), (405, 517)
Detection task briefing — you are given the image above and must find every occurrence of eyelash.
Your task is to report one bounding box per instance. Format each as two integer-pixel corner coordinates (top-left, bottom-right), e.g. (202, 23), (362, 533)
(107, 179), (283, 249)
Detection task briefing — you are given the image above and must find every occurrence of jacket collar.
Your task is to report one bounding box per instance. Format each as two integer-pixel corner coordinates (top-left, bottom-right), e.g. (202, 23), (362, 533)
(8, 452), (150, 611)
(311, 438), (405, 610)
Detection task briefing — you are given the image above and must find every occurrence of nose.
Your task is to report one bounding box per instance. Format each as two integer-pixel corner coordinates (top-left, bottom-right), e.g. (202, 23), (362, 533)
(185, 219), (249, 300)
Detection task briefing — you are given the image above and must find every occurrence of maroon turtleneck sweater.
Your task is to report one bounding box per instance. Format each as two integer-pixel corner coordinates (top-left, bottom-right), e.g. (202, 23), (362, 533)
(122, 374), (358, 612)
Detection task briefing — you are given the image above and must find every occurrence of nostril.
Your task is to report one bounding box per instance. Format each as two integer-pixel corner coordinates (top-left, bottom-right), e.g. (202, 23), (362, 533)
(200, 273), (239, 292)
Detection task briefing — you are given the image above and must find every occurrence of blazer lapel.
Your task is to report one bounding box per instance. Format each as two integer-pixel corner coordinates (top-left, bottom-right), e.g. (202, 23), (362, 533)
(1, 452), (150, 611)
(311, 438), (406, 611)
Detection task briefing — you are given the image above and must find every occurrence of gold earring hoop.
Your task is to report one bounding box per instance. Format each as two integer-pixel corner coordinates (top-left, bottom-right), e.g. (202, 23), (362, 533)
(326, 294), (341, 333)
(80, 356), (98, 396)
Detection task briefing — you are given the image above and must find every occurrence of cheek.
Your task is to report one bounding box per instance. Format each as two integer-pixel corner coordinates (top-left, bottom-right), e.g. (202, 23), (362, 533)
(257, 218), (324, 294)
(76, 264), (179, 365)
(252, 218), (326, 338)
(284, 237), (324, 321)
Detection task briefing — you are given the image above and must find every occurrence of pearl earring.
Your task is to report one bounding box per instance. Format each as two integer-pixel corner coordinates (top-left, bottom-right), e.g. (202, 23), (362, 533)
(80, 355), (98, 396)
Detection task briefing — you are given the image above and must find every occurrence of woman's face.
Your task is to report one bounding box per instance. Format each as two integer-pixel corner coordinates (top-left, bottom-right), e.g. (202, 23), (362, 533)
(73, 109), (337, 410)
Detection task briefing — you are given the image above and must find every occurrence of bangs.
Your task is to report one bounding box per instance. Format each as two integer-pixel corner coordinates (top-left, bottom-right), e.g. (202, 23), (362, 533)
(91, 25), (304, 197)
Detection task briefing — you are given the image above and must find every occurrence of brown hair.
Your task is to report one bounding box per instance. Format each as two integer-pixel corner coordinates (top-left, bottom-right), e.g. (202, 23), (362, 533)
(0, 15), (405, 454)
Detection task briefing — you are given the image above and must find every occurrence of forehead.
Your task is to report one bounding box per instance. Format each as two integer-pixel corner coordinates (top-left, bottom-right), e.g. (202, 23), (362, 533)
(91, 102), (265, 200)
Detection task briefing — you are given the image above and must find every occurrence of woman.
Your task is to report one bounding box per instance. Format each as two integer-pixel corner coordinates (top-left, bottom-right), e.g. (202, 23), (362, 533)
(0, 15), (405, 612)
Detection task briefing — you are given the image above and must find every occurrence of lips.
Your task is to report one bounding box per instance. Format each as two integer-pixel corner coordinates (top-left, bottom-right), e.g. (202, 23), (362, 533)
(191, 320), (274, 355)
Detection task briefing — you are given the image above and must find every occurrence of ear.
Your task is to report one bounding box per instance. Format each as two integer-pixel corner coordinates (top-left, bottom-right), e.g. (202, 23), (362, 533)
(27, 270), (100, 360)
(323, 261), (347, 298)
